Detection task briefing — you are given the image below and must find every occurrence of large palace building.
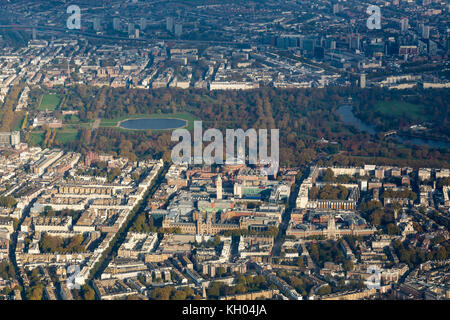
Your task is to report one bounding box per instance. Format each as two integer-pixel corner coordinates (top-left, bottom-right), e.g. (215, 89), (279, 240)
(162, 211), (239, 235)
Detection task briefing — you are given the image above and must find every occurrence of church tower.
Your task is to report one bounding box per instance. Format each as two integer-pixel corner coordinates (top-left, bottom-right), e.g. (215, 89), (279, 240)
(216, 174), (223, 200)
(327, 214), (336, 240)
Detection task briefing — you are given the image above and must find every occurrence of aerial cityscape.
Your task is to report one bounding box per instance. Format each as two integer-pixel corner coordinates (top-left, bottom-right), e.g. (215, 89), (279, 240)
(0, 0), (449, 304)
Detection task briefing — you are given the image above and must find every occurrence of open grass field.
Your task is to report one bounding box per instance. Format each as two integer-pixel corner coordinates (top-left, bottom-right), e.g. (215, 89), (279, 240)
(38, 94), (60, 111)
(63, 122), (95, 130)
(12, 112), (26, 131)
(29, 128), (79, 146)
(375, 100), (431, 121)
(55, 130), (79, 143)
(29, 132), (43, 145)
(63, 114), (80, 124)
(100, 112), (198, 131)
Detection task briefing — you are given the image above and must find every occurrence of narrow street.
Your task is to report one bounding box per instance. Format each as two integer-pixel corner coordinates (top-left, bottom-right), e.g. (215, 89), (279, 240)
(271, 166), (310, 257)
(9, 196), (40, 299)
(89, 163), (168, 281)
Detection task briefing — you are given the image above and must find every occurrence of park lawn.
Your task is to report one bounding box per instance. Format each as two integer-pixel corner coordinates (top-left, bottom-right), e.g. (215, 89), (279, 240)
(12, 118), (23, 131)
(30, 129), (79, 145)
(55, 129), (79, 143)
(63, 115), (80, 124)
(12, 112), (26, 131)
(375, 100), (431, 121)
(100, 112), (198, 131)
(64, 122), (94, 130)
(29, 132), (43, 145)
(39, 94), (60, 111)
